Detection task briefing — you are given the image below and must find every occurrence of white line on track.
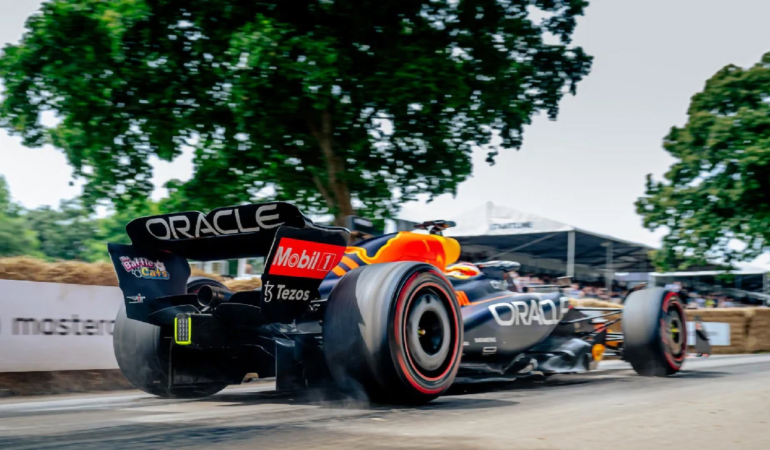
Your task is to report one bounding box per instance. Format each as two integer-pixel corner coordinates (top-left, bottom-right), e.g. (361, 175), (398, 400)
(597, 353), (770, 371)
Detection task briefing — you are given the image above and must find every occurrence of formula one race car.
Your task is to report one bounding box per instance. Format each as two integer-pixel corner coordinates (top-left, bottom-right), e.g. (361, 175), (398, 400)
(108, 202), (710, 403)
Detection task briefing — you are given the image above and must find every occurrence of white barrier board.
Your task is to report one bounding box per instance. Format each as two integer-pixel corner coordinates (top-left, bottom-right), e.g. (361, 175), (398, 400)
(687, 321), (730, 346)
(0, 280), (123, 372)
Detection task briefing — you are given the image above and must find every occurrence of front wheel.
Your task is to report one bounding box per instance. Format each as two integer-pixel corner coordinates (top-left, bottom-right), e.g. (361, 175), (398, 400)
(323, 262), (463, 404)
(623, 288), (687, 376)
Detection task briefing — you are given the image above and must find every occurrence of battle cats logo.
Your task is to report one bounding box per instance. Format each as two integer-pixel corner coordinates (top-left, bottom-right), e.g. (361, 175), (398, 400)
(119, 257), (170, 280)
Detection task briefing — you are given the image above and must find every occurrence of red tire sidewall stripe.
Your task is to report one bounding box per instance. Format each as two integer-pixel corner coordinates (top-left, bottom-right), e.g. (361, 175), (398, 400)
(393, 270), (461, 395)
(662, 292), (686, 370)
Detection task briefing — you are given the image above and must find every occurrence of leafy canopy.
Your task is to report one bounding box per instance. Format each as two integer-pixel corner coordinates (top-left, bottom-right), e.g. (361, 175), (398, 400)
(637, 52), (770, 269)
(24, 200), (101, 261)
(83, 200), (161, 261)
(0, 187), (162, 262)
(1, 0), (591, 222)
(0, 175), (39, 257)
(0, 175), (165, 261)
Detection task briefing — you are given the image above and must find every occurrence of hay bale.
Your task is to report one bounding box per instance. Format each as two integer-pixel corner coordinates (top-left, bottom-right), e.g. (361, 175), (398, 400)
(224, 277), (262, 292)
(566, 299), (755, 354)
(569, 298), (621, 309)
(0, 257), (118, 286)
(190, 268), (224, 282)
(747, 308), (770, 353)
(686, 308), (752, 354)
(565, 296), (758, 354)
(0, 257), (223, 287)
(569, 298), (624, 333)
(684, 308), (751, 320)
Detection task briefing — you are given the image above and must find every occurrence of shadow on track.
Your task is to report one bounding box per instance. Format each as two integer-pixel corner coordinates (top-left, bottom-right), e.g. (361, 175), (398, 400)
(203, 372), (608, 411)
(673, 370), (728, 379)
(145, 367), (730, 412)
(206, 385), (516, 411)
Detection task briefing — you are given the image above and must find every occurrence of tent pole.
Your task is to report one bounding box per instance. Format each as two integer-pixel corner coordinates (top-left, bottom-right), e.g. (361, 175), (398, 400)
(567, 230), (575, 277)
(605, 240), (613, 291)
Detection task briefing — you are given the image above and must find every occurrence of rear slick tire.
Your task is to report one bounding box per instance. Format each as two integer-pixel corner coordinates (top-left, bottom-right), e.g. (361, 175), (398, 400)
(113, 278), (229, 398)
(323, 262), (463, 405)
(623, 287), (687, 377)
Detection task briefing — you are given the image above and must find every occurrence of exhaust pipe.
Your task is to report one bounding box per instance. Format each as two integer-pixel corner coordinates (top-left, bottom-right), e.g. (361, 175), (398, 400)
(197, 285), (233, 308)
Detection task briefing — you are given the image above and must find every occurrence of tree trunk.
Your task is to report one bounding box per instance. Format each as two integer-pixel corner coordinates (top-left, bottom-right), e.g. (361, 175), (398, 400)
(307, 109), (355, 226)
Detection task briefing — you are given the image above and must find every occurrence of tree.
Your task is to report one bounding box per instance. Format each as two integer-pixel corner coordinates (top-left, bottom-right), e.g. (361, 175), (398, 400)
(83, 200), (161, 261)
(24, 199), (99, 261)
(1, 0), (592, 223)
(637, 51), (770, 270)
(0, 175), (10, 214)
(0, 175), (39, 257)
(0, 216), (37, 257)
(0, 174), (156, 261)
(0, 174), (23, 218)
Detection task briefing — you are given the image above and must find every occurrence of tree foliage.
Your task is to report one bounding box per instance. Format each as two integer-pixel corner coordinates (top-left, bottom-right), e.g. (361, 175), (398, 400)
(0, 175), (39, 257)
(83, 200), (161, 261)
(0, 216), (36, 257)
(0, 175), (166, 261)
(0, 175), (10, 214)
(1, 0), (591, 223)
(24, 200), (100, 261)
(637, 52), (770, 269)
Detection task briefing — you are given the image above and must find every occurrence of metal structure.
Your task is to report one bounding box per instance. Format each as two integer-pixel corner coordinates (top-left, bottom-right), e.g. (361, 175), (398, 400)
(446, 202), (656, 285)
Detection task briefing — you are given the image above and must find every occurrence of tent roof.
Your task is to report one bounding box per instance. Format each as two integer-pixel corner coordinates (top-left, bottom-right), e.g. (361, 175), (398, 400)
(446, 202), (656, 273)
(445, 202), (575, 237)
(651, 270), (767, 277)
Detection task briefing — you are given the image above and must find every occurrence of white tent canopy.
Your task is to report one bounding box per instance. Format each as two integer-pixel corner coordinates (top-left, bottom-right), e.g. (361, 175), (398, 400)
(444, 202), (657, 286)
(445, 202), (574, 237)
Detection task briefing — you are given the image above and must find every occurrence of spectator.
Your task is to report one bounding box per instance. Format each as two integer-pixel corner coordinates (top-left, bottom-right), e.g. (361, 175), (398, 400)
(596, 288), (611, 301)
(567, 283), (583, 298)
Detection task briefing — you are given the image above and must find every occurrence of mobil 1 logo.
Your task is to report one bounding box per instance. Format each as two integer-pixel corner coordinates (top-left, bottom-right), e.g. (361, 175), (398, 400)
(260, 225), (348, 323)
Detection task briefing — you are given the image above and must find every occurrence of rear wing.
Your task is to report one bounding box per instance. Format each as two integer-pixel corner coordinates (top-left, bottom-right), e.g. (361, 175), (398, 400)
(108, 202), (351, 324)
(125, 201), (311, 261)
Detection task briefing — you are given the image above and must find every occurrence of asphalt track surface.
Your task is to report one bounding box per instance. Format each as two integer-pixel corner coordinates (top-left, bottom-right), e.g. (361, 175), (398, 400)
(0, 355), (769, 449)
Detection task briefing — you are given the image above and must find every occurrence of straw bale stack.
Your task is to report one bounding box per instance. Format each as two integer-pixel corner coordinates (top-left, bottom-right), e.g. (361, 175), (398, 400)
(223, 277), (263, 292)
(1, 257), (223, 286)
(685, 308), (752, 354)
(0, 257), (118, 286)
(746, 308), (770, 353)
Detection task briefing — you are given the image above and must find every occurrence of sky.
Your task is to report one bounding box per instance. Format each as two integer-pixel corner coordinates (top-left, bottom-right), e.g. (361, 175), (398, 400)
(2, 0), (770, 267)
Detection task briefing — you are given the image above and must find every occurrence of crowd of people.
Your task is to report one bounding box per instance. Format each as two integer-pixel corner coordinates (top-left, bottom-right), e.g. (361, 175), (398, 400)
(513, 274), (753, 308)
(662, 282), (751, 309)
(511, 274), (628, 303)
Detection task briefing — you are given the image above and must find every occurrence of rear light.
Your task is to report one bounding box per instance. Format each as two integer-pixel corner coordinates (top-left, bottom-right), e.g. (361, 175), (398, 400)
(175, 314), (192, 345)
